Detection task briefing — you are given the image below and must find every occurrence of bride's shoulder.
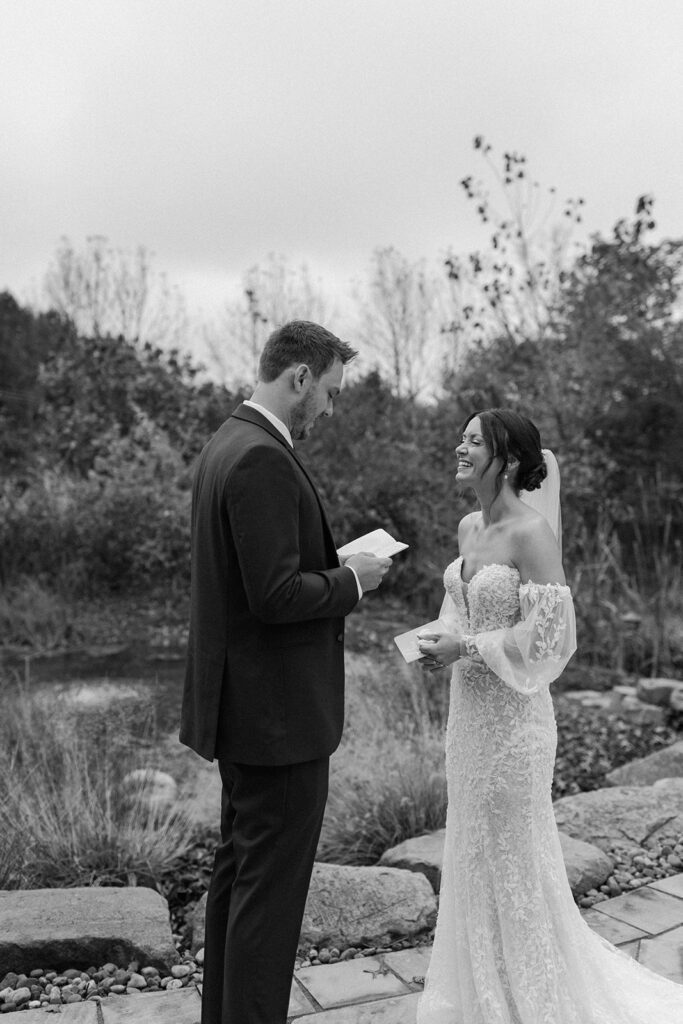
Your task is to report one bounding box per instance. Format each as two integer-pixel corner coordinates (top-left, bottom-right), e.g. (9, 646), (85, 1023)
(458, 510), (481, 542)
(512, 506), (555, 546)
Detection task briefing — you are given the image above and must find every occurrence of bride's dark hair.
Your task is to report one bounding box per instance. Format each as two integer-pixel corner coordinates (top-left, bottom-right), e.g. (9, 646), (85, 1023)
(463, 408), (547, 493)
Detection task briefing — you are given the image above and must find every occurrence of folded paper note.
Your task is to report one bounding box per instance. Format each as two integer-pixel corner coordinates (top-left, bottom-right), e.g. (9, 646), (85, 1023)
(393, 619), (448, 663)
(337, 528), (408, 560)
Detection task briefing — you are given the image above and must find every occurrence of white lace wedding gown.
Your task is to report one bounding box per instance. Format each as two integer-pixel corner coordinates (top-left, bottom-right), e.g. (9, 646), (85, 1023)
(417, 557), (683, 1024)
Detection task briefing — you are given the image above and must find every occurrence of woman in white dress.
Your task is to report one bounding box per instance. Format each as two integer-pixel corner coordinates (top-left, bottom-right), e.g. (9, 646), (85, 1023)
(415, 408), (683, 1024)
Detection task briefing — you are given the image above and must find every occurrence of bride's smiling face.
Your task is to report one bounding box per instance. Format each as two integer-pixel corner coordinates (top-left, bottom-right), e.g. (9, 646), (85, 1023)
(455, 416), (499, 485)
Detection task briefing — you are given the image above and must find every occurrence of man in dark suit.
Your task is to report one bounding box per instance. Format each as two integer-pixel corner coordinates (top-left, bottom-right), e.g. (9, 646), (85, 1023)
(180, 320), (391, 1024)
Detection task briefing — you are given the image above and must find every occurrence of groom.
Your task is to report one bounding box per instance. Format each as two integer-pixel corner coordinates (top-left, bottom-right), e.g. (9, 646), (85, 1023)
(180, 321), (391, 1024)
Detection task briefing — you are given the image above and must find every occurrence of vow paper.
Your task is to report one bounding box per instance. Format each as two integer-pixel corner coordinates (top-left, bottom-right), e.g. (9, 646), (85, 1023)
(337, 528), (408, 560)
(393, 618), (448, 663)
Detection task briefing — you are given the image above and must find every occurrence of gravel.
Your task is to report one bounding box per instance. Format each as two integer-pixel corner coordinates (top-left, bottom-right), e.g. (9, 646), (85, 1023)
(575, 830), (683, 909)
(2, 831), (682, 1013)
(0, 952), (203, 1014)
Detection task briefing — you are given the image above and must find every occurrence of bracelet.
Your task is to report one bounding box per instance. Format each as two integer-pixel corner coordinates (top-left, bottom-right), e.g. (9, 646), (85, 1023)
(461, 634), (478, 658)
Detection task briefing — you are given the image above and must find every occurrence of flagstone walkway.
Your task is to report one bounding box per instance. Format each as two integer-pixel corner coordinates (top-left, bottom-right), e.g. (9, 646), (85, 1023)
(13, 873), (683, 1023)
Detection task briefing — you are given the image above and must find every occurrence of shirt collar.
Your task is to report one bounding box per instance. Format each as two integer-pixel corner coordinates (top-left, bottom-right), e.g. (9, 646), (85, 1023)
(242, 399), (293, 447)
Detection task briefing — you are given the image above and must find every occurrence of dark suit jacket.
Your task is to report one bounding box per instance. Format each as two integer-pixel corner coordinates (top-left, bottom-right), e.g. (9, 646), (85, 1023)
(180, 404), (359, 765)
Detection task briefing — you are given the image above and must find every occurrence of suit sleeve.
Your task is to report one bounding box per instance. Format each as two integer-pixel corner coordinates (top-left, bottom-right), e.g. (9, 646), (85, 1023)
(227, 443), (360, 624)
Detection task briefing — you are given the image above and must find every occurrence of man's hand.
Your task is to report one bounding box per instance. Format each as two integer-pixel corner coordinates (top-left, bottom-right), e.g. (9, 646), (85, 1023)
(344, 552), (392, 592)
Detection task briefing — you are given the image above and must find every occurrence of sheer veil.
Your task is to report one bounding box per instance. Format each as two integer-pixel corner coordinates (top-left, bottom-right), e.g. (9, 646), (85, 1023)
(520, 448), (563, 555)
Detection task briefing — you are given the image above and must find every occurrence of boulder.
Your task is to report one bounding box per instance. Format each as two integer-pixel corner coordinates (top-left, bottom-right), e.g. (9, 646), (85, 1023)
(120, 768), (178, 814)
(561, 690), (613, 711)
(190, 862), (437, 954)
(604, 741), (683, 788)
(652, 778), (683, 796)
(609, 691), (666, 725)
(0, 887), (178, 977)
(378, 829), (611, 897)
(378, 829), (446, 891)
(636, 677), (683, 707)
(558, 832), (613, 893)
(553, 784), (683, 853)
(300, 863), (436, 950)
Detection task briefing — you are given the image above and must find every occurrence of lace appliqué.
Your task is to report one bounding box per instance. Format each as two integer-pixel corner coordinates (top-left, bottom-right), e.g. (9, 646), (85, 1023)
(520, 580), (567, 664)
(418, 558), (683, 1023)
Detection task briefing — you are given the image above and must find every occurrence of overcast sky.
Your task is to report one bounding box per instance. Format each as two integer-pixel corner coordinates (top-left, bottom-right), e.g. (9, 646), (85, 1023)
(3, 0), (682, 329)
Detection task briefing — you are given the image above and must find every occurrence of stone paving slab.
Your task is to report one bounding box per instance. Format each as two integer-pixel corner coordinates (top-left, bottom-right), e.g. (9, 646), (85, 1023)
(101, 988), (201, 1022)
(616, 939), (641, 960)
(12, 1004), (98, 1023)
(289, 977), (318, 1016)
(651, 873), (683, 899)
(580, 907), (649, 944)
(638, 925), (683, 984)
(295, 956), (410, 1009)
(379, 946), (432, 986)
(294, 991), (421, 1023)
(589, 885), (683, 935)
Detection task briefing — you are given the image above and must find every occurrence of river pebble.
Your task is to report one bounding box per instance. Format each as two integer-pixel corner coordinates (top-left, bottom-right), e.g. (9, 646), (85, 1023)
(0, 952), (203, 1015)
(576, 829), (683, 908)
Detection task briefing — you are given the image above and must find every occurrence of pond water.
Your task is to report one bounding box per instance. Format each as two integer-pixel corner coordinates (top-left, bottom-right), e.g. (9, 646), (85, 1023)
(0, 643), (187, 735)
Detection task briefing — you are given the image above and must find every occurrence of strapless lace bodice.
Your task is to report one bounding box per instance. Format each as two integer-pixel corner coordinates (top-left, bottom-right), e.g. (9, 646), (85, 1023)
(444, 557), (521, 633)
(418, 556), (683, 1024)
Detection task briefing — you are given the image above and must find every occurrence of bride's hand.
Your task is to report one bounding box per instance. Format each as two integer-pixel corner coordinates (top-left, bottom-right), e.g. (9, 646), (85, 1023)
(417, 630), (462, 672)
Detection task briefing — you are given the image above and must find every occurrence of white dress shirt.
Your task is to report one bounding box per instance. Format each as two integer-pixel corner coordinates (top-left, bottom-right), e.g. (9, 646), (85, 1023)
(242, 399), (363, 598)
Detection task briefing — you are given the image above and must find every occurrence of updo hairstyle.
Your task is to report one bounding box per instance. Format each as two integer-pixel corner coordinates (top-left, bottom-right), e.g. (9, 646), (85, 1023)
(463, 408), (547, 493)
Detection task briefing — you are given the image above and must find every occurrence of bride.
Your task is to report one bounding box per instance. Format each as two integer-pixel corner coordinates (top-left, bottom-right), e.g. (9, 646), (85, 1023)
(415, 408), (683, 1023)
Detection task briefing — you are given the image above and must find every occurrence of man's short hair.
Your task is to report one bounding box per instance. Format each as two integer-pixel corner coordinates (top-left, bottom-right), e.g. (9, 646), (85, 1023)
(258, 321), (357, 382)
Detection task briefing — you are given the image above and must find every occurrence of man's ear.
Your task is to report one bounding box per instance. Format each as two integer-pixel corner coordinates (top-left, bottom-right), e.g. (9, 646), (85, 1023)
(292, 363), (312, 393)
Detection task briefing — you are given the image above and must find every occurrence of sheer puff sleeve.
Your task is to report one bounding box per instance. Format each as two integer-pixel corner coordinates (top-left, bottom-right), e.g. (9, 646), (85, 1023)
(465, 582), (577, 695)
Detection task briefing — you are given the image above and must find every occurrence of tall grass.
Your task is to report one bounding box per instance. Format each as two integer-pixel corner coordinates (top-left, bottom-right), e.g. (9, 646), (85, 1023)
(568, 512), (683, 676)
(318, 653), (449, 865)
(0, 675), (193, 890)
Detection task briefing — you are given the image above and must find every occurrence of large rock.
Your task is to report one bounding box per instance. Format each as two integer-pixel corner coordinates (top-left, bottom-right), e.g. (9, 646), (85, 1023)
(604, 741), (683, 787)
(378, 830), (445, 891)
(553, 784), (683, 853)
(300, 863), (437, 950)
(190, 863), (437, 954)
(0, 887), (178, 977)
(636, 677), (683, 707)
(558, 832), (613, 893)
(379, 829), (611, 896)
(120, 768), (179, 815)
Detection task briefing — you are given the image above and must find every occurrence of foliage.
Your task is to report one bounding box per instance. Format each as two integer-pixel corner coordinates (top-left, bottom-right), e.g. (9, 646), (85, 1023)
(1, 169), (683, 656)
(0, 678), (194, 890)
(301, 371), (470, 609)
(446, 137), (584, 349)
(0, 576), (77, 649)
(0, 421), (192, 594)
(552, 698), (676, 799)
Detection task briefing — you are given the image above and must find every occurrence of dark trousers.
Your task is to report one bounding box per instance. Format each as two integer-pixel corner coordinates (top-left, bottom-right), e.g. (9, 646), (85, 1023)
(201, 756), (329, 1024)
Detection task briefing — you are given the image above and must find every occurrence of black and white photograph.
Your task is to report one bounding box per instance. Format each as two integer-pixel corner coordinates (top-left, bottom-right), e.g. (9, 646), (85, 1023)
(2, 3), (683, 1022)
